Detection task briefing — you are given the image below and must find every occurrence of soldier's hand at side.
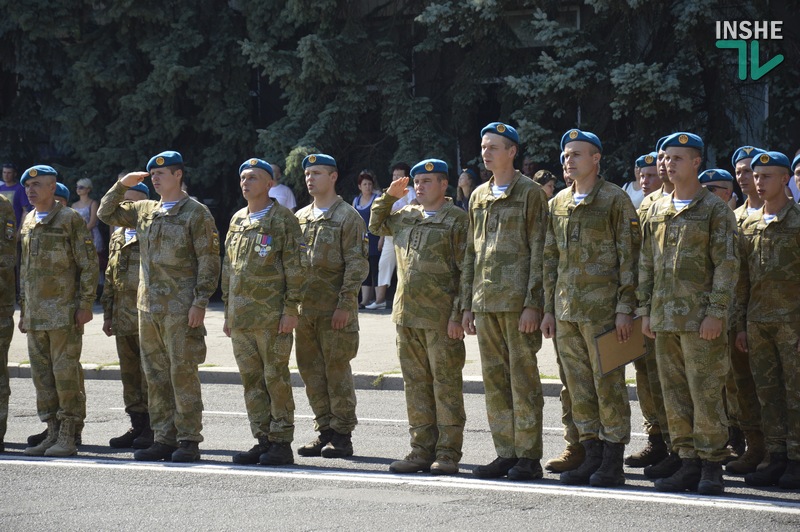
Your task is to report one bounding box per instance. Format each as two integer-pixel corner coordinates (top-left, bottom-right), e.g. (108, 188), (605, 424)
(519, 307), (541, 334)
(331, 308), (349, 330)
(223, 320), (231, 338)
(642, 316), (655, 339)
(462, 311), (476, 335)
(102, 319), (113, 337)
(188, 306), (206, 328)
(735, 331), (748, 352)
(279, 315), (298, 334)
(699, 316), (723, 340)
(386, 177), (410, 198)
(541, 313), (556, 339)
(615, 313), (633, 343)
(447, 320), (465, 340)
(75, 309), (93, 328)
(120, 171), (149, 188)
(18, 317), (26, 334)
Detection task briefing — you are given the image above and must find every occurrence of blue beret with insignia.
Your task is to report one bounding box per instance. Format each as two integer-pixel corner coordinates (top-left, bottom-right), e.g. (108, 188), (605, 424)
(731, 146), (765, 168)
(146, 151), (183, 172)
(750, 151), (792, 171)
(481, 122), (519, 144)
(411, 159), (448, 178)
(238, 158), (274, 178)
(55, 182), (70, 200)
(636, 152), (658, 168)
(655, 135), (669, 153)
(560, 129), (602, 153)
(20, 165), (58, 185)
(130, 182), (150, 198)
(698, 169), (734, 184)
(302, 153), (337, 169)
(661, 132), (704, 150)
(791, 153), (800, 172)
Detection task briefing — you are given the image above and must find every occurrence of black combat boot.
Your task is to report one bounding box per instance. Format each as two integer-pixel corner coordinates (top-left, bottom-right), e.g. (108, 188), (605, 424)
(321, 431), (353, 458)
(726, 430), (767, 475)
(132, 413), (154, 450)
(561, 439), (603, 485)
(171, 440), (201, 462)
(644, 452), (682, 479)
(725, 426), (746, 463)
(507, 458), (543, 481)
(27, 427), (49, 447)
(473, 456), (518, 479)
(590, 442), (625, 487)
(778, 460), (800, 490)
(697, 460), (725, 495)
(745, 452), (788, 487)
(297, 429), (334, 457)
(233, 437), (271, 465)
(109, 412), (148, 449)
(624, 434), (668, 468)
(259, 442), (294, 466)
(654, 458), (702, 492)
(134, 442), (178, 462)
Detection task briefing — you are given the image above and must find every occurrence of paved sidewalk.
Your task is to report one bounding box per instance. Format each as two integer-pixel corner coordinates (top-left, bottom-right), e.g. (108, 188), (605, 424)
(7, 302), (637, 397)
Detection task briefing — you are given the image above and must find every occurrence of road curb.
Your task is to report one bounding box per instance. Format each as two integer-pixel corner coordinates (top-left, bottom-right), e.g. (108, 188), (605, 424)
(7, 363), (639, 400)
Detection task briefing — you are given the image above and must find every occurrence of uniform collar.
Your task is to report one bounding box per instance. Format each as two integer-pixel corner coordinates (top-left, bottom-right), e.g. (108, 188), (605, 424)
(569, 176), (605, 207)
(157, 193), (190, 215)
(35, 200), (63, 225)
(483, 170), (523, 200)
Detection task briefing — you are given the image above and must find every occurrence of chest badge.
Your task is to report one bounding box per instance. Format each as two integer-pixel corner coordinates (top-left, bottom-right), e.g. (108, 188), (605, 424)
(254, 233), (272, 257)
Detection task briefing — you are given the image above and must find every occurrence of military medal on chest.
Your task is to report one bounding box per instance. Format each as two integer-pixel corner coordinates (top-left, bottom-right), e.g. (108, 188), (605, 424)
(254, 233), (272, 257)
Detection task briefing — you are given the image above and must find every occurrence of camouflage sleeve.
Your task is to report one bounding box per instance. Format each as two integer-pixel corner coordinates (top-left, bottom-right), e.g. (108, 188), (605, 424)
(450, 213), (469, 323)
(523, 186), (548, 311)
(71, 213), (100, 311)
(220, 222), (232, 314)
(636, 205), (655, 317)
(97, 181), (139, 229)
(191, 208), (221, 309)
(706, 204), (739, 320)
(613, 195), (641, 315)
(282, 215), (308, 318)
(100, 252), (115, 321)
(459, 196), (476, 312)
(542, 200), (558, 315)
(338, 212), (369, 312)
(368, 193), (400, 237)
(734, 228), (750, 333)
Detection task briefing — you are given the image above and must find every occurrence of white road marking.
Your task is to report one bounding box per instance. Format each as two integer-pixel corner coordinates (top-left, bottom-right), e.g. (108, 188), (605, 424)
(0, 456), (797, 515)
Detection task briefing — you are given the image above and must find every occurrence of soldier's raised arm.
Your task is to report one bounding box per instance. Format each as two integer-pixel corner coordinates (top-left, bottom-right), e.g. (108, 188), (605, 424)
(97, 172), (148, 229)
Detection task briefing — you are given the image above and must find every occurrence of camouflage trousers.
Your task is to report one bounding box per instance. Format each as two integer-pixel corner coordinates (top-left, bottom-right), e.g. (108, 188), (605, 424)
(724, 330), (762, 433)
(116, 334), (148, 414)
(633, 337), (668, 439)
(0, 317), (12, 441)
(139, 311), (205, 446)
(27, 325), (86, 423)
(231, 327), (295, 443)
(655, 331), (729, 461)
(747, 321), (800, 460)
(295, 315), (358, 434)
(396, 325), (466, 462)
(556, 320), (631, 444)
(554, 335), (579, 446)
(475, 312), (544, 460)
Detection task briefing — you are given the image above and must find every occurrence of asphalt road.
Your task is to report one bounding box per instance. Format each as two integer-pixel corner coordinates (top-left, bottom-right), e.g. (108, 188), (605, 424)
(1, 379), (798, 531)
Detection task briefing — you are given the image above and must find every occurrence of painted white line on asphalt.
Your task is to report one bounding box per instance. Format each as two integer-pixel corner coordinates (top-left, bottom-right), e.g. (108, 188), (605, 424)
(1, 457), (797, 515)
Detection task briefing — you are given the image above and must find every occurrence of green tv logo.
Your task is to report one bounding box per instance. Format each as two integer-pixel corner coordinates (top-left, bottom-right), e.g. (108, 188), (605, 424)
(715, 21), (784, 80)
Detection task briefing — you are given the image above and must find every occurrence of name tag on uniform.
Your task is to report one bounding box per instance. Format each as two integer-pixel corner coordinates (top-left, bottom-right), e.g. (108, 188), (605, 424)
(254, 233), (272, 257)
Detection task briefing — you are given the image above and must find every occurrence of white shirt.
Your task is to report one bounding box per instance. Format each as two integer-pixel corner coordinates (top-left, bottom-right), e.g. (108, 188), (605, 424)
(269, 183), (297, 210)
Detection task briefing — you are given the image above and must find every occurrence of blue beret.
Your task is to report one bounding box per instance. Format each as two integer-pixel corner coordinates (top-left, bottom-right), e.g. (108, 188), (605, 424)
(129, 182), (150, 198)
(655, 135), (669, 152)
(661, 132), (704, 151)
(55, 182), (70, 200)
(750, 151), (792, 171)
(20, 165), (58, 185)
(481, 122), (519, 144)
(238, 158), (274, 178)
(636, 152), (658, 168)
(731, 146), (765, 167)
(462, 167), (479, 181)
(792, 153), (800, 172)
(146, 151), (183, 172)
(411, 159), (448, 178)
(560, 129), (602, 153)
(698, 169), (734, 184)
(302, 153), (337, 169)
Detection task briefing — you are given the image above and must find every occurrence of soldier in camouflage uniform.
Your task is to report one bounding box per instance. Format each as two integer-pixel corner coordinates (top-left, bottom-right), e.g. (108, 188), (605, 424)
(18, 165), (98, 457)
(541, 129), (638, 487)
(101, 182), (152, 449)
(461, 123), (549, 481)
(638, 132), (739, 495)
(98, 151), (220, 462)
(295, 154), (368, 459)
(0, 194), (15, 452)
(370, 159), (468, 476)
(735, 151), (800, 490)
(223, 158), (307, 467)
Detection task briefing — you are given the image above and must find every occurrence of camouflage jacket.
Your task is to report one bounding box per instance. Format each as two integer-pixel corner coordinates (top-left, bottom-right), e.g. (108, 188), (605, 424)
(638, 188), (669, 223)
(98, 181), (221, 314)
(222, 203), (308, 329)
(733, 200), (761, 227)
(736, 200), (800, 330)
(544, 178), (640, 322)
(370, 193), (468, 329)
(460, 170), (548, 313)
(0, 194), (16, 318)
(101, 226), (140, 336)
(637, 187), (739, 332)
(20, 202), (99, 330)
(295, 197), (368, 319)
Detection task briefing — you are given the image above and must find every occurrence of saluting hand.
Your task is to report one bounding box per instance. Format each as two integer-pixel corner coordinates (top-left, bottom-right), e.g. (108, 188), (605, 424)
(120, 171), (149, 188)
(386, 177), (410, 198)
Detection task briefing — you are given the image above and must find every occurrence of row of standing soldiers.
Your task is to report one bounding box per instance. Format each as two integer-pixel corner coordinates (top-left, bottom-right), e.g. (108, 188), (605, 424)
(0, 123), (797, 496)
